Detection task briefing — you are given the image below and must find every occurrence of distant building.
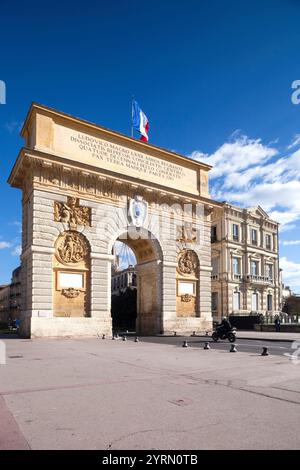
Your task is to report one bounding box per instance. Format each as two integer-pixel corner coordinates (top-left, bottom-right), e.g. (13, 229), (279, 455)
(0, 285), (10, 322)
(282, 284), (293, 299)
(9, 266), (21, 320)
(111, 265), (137, 296)
(211, 204), (281, 321)
(0, 266), (22, 323)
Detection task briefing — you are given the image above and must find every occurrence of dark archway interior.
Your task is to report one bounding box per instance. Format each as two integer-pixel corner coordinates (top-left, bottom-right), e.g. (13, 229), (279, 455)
(111, 240), (137, 332)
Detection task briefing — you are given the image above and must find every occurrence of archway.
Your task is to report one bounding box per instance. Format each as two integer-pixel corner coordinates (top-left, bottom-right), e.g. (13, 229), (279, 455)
(109, 228), (163, 335)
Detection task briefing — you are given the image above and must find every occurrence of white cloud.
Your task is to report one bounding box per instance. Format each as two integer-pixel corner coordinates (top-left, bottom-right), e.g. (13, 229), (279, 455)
(191, 134), (277, 185)
(0, 241), (12, 249)
(11, 245), (21, 256)
(287, 134), (300, 150)
(280, 257), (300, 293)
(282, 240), (300, 246)
(189, 133), (300, 229)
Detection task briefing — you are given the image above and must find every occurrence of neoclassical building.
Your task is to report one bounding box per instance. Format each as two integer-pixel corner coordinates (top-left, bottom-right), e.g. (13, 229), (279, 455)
(8, 103), (218, 338)
(211, 203), (281, 320)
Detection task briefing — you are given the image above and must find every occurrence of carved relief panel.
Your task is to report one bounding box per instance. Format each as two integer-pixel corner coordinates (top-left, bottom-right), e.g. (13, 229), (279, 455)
(176, 249), (199, 318)
(54, 197), (91, 229)
(53, 231), (90, 318)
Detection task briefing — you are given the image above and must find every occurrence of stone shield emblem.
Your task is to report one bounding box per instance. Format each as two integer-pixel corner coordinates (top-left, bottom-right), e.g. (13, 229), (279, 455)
(129, 195), (148, 227)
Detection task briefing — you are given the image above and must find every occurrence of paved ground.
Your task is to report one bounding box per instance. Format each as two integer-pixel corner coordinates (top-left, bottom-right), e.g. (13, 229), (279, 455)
(0, 334), (300, 450)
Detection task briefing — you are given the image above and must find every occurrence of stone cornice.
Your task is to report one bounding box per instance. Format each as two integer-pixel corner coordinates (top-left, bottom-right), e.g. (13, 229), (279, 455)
(9, 149), (223, 212)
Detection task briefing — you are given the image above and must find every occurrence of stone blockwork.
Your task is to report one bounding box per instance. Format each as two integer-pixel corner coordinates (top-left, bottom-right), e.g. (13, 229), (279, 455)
(9, 103), (220, 338)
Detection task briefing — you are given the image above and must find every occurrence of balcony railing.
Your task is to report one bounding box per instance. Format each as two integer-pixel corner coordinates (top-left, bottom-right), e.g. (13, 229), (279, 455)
(246, 275), (273, 284)
(211, 274), (219, 281)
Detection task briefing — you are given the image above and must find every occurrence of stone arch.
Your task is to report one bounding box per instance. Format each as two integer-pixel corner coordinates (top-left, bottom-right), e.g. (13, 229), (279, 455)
(110, 227), (164, 335)
(53, 230), (91, 318)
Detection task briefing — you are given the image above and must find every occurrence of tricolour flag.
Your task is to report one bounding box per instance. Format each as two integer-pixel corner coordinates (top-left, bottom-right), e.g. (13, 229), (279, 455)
(132, 100), (149, 142)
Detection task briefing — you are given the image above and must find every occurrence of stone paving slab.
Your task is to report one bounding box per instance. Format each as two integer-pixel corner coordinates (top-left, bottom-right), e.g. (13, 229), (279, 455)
(0, 337), (300, 450)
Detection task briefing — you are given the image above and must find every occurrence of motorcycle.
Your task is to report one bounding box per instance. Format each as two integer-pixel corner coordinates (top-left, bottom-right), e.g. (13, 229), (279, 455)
(212, 326), (237, 343)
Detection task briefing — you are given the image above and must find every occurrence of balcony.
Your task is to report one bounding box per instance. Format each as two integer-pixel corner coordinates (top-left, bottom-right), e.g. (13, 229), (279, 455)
(233, 274), (242, 281)
(246, 275), (273, 285)
(211, 274), (219, 281)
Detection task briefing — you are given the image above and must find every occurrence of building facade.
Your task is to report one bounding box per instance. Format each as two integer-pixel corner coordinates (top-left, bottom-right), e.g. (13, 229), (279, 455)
(9, 266), (22, 320)
(211, 204), (281, 321)
(111, 265), (137, 296)
(0, 285), (10, 322)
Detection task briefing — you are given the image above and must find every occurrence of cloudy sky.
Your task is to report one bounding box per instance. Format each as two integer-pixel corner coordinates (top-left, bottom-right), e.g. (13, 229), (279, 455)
(0, 0), (300, 292)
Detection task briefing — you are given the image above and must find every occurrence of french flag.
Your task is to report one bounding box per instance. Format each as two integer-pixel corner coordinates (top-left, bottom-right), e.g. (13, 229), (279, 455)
(132, 100), (149, 142)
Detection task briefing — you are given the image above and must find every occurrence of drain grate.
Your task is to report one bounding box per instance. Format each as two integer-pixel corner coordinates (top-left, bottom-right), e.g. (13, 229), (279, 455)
(8, 355), (23, 359)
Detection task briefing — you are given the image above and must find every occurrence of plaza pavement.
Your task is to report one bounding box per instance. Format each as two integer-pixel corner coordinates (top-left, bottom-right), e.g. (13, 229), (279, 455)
(0, 335), (300, 450)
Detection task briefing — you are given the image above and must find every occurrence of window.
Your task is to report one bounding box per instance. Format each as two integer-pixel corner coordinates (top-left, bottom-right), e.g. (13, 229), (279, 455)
(233, 224), (239, 241)
(267, 294), (273, 311)
(266, 264), (273, 280)
(211, 225), (217, 243)
(233, 257), (241, 275)
(212, 292), (218, 311)
(266, 234), (272, 250)
(251, 261), (259, 276)
(212, 257), (219, 276)
(233, 291), (241, 310)
(251, 229), (258, 245)
(252, 292), (259, 311)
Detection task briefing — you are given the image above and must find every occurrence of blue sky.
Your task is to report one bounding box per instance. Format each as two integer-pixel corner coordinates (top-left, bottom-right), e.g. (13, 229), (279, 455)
(0, 0), (300, 291)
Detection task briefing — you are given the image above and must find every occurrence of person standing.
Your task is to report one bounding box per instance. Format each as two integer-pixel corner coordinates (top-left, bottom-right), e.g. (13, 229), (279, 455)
(274, 316), (281, 332)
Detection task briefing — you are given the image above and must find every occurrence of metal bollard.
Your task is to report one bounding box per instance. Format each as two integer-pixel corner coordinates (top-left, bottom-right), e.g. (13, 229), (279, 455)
(134, 336), (139, 343)
(123, 335), (127, 341)
(230, 344), (237, 353)
(102, 334), (105, 340)
(174, 331), (177, 336)
(192, 331), (196, 337)
(205, 331), (209, 337)
(182, 340), (188, 348)
(204, 342), (210, 350)
(261, 346), (269, 356)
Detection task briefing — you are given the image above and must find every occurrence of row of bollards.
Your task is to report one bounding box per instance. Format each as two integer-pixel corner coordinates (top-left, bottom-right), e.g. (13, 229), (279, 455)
(182, 340), (269, 355)
(101, 334), (269, 355)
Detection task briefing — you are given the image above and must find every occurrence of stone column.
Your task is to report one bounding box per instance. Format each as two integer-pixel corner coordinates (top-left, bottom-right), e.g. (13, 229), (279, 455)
(90, 253), (113, 335)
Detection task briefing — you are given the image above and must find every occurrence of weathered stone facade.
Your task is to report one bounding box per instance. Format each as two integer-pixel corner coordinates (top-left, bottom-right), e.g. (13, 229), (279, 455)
(8, 103), (218, 338)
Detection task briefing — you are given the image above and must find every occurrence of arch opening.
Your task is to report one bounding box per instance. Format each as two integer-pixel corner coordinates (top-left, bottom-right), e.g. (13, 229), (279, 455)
(110, 230), (163, 335)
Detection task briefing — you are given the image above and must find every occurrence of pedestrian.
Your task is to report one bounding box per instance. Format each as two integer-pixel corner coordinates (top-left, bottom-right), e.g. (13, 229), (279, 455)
(274, 316), (281, 332)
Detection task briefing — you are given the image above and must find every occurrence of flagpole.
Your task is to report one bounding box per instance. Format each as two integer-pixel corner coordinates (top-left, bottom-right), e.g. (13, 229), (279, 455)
(131, 95), (134, 138)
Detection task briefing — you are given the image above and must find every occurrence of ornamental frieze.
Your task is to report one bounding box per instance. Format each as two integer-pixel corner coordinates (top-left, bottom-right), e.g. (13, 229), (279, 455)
(177, 249), (198, 276)
(55, 231), (90, 264)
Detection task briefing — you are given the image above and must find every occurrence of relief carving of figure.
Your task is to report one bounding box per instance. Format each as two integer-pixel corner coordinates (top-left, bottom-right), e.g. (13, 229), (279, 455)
(56, 231), (89, 264)
(177, 250), (198, 276)
(54, 197), (91, 229)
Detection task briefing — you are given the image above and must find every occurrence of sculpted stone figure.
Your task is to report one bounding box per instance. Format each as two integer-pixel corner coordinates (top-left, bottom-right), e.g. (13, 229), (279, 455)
(55, 231), (89, 264)
(54, 197), (91, 229)
(177, 250), (198, 276)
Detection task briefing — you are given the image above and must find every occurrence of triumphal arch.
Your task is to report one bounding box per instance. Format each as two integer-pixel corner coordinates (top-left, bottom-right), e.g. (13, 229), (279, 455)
(8, 103), (216, 338)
